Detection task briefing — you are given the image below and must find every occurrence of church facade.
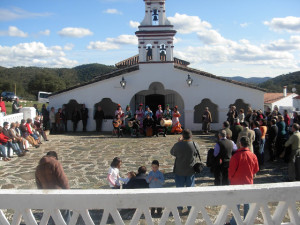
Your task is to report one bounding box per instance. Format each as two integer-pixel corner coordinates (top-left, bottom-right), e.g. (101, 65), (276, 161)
(49, 0), (265, 132)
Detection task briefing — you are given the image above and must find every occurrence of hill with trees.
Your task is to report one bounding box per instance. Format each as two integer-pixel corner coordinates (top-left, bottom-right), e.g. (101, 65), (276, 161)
(0, 64), (116, 100)
(258, 71), (300, 94)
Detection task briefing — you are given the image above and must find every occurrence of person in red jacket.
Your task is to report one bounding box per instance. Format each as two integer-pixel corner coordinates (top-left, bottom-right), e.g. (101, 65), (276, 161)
(0, 97), (6, 116)
(227, 136), (259, 225)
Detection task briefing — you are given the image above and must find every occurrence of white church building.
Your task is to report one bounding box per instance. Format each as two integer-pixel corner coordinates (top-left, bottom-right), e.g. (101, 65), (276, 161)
(49, 0), (265, 132)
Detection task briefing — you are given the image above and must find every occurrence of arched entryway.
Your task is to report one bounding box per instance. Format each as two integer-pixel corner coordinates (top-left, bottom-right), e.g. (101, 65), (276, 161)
(130, 82), (185, 125)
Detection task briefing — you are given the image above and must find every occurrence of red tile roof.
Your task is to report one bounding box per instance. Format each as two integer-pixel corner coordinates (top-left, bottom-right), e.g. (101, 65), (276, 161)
(293, 95), (300, 100)
(264, 93), (293, 104)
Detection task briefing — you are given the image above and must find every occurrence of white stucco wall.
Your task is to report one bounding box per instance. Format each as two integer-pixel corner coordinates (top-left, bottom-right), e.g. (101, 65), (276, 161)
(49, 63), (265, 132)
(293, 98), (300, 111)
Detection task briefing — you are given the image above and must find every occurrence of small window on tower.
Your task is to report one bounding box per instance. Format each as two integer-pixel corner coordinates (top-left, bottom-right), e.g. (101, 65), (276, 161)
(160, 44), (166, 61)
(152, 9), (159, 25)
(146, 44), (153, 61)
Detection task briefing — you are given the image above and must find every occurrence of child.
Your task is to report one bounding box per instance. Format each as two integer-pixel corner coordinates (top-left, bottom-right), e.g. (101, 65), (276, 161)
(120, 171), (136, 187)
(147, 160), (165, 216)
(107, 157), (122, 189)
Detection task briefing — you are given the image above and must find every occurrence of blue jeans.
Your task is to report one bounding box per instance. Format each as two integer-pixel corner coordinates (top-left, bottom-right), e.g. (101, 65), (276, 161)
(175, 174), (195, 211)
(230, 204), (249, 225)
(175, 174), (195, 188)
(0, 145), (7, 158)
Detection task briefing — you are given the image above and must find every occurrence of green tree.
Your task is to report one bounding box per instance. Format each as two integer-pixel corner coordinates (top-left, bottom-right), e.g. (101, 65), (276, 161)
(28, 74), (66, 96)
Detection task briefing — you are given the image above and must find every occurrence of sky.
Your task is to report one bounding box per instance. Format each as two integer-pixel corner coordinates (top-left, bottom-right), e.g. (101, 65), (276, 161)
(0, 0), (300, 78)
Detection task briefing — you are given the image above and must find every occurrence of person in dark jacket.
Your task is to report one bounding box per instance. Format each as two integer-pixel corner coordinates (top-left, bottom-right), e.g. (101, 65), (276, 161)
(213, 130), (234, 185)
(124, 166), (149, 189)
(231, 118), (243, 143)
(72, 108), (81, 132)
(268, 119), (278, 161)
(276, 115), (287, 158)
(41, 104), (49, 130)
(170, 129), (198, 188)
(62, 105), (68, 132)
(12, 98), (22, 114)
(253, 121), (262, 169)
(81, 104), (89, 132)
(94, 106), (105, 132)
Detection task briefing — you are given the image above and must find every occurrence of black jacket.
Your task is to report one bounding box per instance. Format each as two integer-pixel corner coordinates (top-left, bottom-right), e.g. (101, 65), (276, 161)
(124, 173), (149, 189)
(268, 125), (278, 143)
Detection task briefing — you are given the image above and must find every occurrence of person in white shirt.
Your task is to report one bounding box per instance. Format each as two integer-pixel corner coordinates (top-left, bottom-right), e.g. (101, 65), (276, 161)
(107, 157), (122, 189)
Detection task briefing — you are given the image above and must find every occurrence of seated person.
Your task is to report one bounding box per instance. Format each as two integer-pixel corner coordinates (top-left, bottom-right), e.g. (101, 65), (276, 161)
(113, 115), (123, 137)
(124, 166), (149, 189)
(129, 114), (140, 137)
(26, 119), (42, 144)
(20, 119), (40, 148)
(0, 126), (25, 157)
(143, 114), (155, 136)
(155, 105), (167, 137)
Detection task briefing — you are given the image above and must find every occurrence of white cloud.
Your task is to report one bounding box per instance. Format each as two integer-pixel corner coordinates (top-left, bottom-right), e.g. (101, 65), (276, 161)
(64, 43), (74, 51)
(265, 36), (300, 51)
(39, 29), (50, 36)
(240, 23), (249, 28)
(0, 42), (77, 68)
(0, 7), (51, 21)
(129, 20), (140, 29)
(0, 26), (28, 37)
(168, 13), (211, 34)
(87, 41), (120, 51)
(197, 29), (228, 45)
(87, 34), (137, 51)
(58, 27), (93, 38)
(264, 16), (300, 33)
(103, 9), (122, 15)
(106, 34), (138, 45)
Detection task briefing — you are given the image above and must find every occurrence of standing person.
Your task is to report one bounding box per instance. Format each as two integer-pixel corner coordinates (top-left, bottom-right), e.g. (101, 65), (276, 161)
(41, 104), (49, 130)
(61, 105), (68, 132)
(213, 130), (234, 185)
(147, 160), (165, 216)
(71, 108), (81, 132)
(227, 106), (238, 126)
(284, 123), (300, 181)
(253, 121), (262, 169)
(231, 118), (243, 144)
(55, 108), (64, 133)
(155, 105), (167, 137)
(227, 136), (259, 225)
(276, 115), (287, 158)
(33, 104), (40, 116)
(237, 122), (255, 153)
(94, 106), (105, 132)
(202, 107), (212, 134)
(0, 97), (6, 116)
(268, 119), (278, 162)
(136, 103), (144, 131)
(238, 109), (245, 123)
(259, 119), (268, 167)
(171, 106), (182, 134)
(283, 110), (291, 132)
(81, 104), (89, 132)
(34, 116), (48, 141)
(35, 151), (70, 224)
(170, 129), (198, 188)
(222, 121), (232, 140)
(12, 98), (22, 114)
(170, 129), (198, 213)
(144, 106), (153, 118)
(107, 157), (122, 189)
(49, 107), (56, 134)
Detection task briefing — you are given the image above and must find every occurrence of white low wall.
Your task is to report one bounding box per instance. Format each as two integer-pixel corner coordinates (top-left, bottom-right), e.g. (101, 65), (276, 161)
(0, 182), (299, 225)
(0, 107), (36, 127)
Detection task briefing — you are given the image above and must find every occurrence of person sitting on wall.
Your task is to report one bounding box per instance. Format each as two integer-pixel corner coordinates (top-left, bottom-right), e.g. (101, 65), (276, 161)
(20, 119), (39, 148)
(0, 126), (25, 157)
(113, 114), (123, 138)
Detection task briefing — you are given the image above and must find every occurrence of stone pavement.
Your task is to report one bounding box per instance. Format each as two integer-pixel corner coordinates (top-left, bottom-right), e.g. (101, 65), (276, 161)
(0, 132), (289, 190)
(0, 132), (293, 224)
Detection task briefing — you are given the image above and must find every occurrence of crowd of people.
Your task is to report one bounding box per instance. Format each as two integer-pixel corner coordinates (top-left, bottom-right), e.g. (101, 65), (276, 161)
(0, 116), (49, 161)
(201, 105), (300, 187)
(112, 103), (182, 138)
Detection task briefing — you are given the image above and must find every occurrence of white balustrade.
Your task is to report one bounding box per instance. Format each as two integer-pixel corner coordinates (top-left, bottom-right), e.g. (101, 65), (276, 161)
(0, 182), (299, 225)
(0, 113), (23, 127)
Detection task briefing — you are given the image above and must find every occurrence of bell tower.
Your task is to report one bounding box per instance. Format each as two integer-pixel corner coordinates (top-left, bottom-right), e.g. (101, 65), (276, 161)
(136, 0), (176, 63)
